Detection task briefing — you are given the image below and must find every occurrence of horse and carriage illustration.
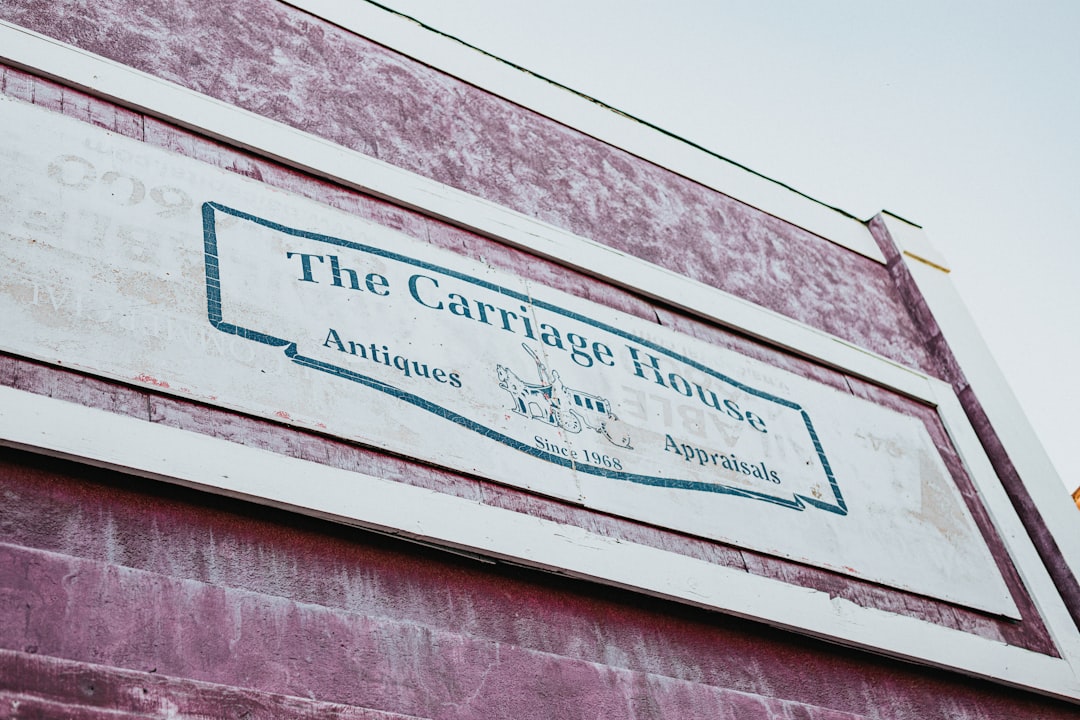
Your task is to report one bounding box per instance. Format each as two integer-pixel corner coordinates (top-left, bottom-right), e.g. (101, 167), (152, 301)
(496, 344), (632, 449)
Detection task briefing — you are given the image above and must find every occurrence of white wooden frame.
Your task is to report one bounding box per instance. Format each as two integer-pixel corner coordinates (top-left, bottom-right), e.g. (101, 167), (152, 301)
(1, 13), (1079, 701)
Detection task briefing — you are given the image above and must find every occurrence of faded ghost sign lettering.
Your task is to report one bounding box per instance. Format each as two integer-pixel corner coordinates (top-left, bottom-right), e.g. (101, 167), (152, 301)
(204, 202), (843, 514)
(0, 97), (1017, 617)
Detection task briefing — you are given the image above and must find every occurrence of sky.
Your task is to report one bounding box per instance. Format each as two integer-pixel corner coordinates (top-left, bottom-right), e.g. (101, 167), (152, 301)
(371, 1), (1080, 495)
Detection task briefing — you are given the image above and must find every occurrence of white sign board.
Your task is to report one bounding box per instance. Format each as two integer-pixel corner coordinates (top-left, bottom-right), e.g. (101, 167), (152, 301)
(0, 96), (1016, 616)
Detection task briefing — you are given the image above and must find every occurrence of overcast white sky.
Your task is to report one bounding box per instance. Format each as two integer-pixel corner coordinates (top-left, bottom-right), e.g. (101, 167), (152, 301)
(374, 0), (1080, 495)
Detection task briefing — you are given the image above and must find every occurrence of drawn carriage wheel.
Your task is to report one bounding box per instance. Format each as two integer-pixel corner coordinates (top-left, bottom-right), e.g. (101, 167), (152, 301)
(554, 407), (582, 434)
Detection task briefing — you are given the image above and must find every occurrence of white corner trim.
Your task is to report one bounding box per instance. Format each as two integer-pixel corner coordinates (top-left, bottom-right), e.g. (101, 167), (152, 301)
(0, 383), (1078, 701)
(0, 22), (931, 402)
(281, 0), (885, 263)
(880, 212), (951, 272)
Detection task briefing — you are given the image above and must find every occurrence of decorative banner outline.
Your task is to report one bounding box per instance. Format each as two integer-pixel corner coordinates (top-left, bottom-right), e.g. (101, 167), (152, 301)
(202, 201), (847, 515)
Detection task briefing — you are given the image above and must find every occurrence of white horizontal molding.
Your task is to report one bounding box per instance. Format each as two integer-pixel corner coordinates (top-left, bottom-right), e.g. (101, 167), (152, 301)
(0, 21), (932, 402)
(0, 383), (1076, 701)
(283, 0), (884, 263)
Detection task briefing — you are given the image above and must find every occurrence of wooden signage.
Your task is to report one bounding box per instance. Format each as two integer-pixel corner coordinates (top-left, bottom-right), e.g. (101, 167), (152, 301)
(0, 96), (1016, 616)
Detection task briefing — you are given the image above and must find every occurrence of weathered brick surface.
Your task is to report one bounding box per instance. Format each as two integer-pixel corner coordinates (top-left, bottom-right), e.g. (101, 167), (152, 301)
(0, 649), (427, 719)
(0, 647), (879, 720)
(0, 518), (1073, 719)
(0, 0), (937, 375)
(0, 6), (1073, 717)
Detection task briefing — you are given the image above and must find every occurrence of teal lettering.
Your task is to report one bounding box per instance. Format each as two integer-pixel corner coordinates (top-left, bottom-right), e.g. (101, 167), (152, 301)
(408, 274), (443, 309)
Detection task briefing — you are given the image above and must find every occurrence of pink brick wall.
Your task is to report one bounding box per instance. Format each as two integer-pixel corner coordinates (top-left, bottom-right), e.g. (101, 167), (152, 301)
(0, 3), (1076, 718)
(0, 0), (937, 375)
(2, 448), (1076, 720)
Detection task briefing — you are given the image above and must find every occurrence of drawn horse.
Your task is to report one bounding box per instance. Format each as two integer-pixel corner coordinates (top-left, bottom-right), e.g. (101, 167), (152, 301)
(496, 344), (632, 449)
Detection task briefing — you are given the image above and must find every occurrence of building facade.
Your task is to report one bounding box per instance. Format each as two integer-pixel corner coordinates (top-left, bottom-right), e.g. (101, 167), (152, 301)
(1, 2), (1079, 718)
